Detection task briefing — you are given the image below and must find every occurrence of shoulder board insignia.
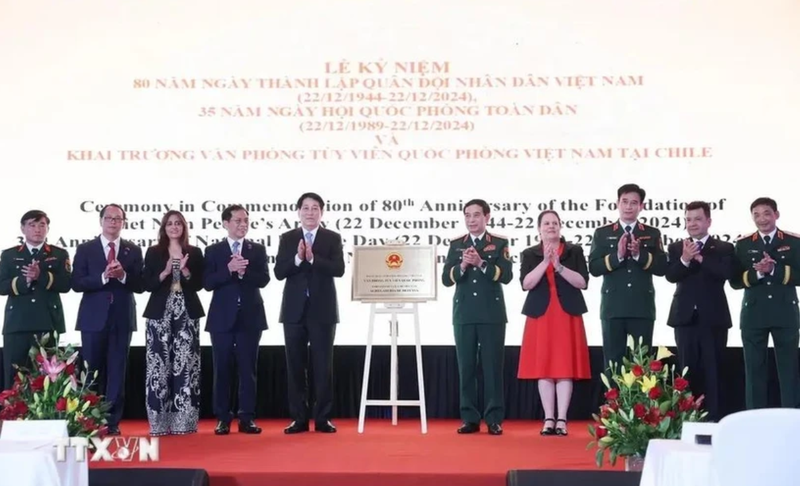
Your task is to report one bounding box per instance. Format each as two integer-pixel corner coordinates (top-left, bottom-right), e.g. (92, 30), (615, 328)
(638, 223), (645, 231)
(43, 244), (51, 253)
(17, 245), (24, 252)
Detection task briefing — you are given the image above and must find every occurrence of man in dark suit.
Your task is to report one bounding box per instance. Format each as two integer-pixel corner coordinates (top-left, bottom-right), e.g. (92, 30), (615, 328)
(665, 201), (735, 421)
(203, 204), (269, 435)
(71, 204), (143, 435)
(0, 210), (71, 389)
(274, 192), (344, 434)
(589, 183), (668, 370)
(730, 197), (800, 410)
(441, 199), (513, 435)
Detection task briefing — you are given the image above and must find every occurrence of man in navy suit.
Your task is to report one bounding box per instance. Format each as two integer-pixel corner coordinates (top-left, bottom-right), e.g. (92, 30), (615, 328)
(71, 204), (144, 435)
(275, 192), (344, 434)
(665, 201), (735, 421)
(203, 204), (269, 435)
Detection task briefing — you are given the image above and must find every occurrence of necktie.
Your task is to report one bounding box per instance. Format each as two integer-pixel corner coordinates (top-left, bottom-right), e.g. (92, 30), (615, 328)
(624, 226), (632, 257)
(696, 240), (704, 251)
(31, 248), (38, 256)
(107, 242), (116, 263)
(232, 241), (240, 255)
(764, 235), (771, 246)
(305, 232), (314, 247)
(474, 237), (481, 247)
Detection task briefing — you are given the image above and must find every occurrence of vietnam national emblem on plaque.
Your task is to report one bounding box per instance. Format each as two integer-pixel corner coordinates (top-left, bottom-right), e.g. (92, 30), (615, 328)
(385, 252), (403, 269)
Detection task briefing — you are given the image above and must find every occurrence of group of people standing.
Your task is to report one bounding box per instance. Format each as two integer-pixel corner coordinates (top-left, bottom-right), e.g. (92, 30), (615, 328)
(442, 184), (800, 438)
(2, 184), (799, 438)
(0, 192), (344, 437)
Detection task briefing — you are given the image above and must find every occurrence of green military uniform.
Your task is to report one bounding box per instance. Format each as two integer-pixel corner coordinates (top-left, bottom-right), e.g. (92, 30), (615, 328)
(0, 243), (71, 388)
(589, 222), (668, 370)
(730, 229), (800, 409)
(442, 232), (513, 427)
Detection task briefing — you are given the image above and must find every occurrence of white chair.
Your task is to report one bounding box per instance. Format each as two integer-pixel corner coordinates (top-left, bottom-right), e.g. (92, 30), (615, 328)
(711, 408), (800, 486)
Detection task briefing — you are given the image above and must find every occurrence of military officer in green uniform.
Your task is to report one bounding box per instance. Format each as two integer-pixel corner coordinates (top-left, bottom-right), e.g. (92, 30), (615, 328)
(589, 184), (668, 370)
(0, 210), (71, 389)
(730, 197), (800, 409)
(442, 199), (513, 435)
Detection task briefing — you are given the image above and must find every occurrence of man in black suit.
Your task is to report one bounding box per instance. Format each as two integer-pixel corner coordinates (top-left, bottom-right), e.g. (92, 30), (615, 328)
(203, 204), (270, 435)
(665, 201), (735, 421)
(71, 204), (144, 435)
(274, 192), (345, 434)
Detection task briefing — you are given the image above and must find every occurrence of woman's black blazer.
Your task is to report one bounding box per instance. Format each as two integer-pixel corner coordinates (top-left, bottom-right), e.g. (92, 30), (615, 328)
(519, 238), (589, 318)
(142, 245), (205, 320)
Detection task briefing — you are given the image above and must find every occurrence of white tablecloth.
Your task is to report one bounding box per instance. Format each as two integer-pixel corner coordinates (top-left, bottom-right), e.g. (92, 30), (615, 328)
(0, 439), (87, 486)
(639, 439), (720, 486)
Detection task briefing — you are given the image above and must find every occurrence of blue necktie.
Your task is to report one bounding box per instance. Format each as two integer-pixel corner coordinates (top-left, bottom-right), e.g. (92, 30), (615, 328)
(305, 233), (314, 296)
(232, 241), (240, 255)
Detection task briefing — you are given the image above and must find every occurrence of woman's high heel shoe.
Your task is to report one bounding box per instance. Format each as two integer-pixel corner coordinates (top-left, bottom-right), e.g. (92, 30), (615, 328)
(555, 419), (568, 436)
(540, 418), (556, 436)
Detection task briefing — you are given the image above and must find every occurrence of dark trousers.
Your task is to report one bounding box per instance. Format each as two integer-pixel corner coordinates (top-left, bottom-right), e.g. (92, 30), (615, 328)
(741, 326), (800, 409)
(674, 323), (728, 421)
(453, 323), (506, 425)
(210, 311), (262, 423)
(3, 331), (56, 390)
(601, 318), (654, 371)
(283, 300), (336, 426)
(81, 320), (133, 427)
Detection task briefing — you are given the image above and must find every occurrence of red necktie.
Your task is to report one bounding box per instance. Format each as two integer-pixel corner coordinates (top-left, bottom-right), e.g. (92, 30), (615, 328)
(108, 242), (116, 263)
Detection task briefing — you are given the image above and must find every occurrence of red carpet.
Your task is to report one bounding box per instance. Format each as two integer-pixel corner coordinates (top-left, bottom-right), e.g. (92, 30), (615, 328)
(90, 419), (621, 486)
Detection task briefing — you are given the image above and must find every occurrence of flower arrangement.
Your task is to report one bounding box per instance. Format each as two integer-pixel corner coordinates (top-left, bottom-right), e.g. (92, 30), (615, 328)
(587, 335), (707, 469)
(0, 333), (111, 438)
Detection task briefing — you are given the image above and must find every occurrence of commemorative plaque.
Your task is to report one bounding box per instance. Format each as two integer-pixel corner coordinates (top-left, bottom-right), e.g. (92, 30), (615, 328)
(351, 243), (437, 302)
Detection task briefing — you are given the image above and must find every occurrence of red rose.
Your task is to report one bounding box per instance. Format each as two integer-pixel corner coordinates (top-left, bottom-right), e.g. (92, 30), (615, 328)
(666, 411), (676, 419)
(644, 406), (661, 426)
(30, 375), (45, 392)
(595, 426), (608, 439)
(600, 405), (611, 418)
(65, 364), (76, 375)
(609, 401), (619, 412)
(35, 354), (45, 364)
(14, 401), (28, 416)
(649, 361), (664, 372)
(633, 403), (647, 418)
(56, 397), (67, 412)
(648, 387), (662, 400)
(678, 396), (694, 412)
(632, 365), (644, 377)
(84, 394), (100, 406)
(0, 389), (18, 402)
(605, 389), (619, 400)
(674, 377), (689, 392)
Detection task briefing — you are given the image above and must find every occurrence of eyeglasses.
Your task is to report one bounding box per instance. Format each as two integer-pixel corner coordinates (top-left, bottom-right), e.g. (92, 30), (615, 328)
(103, 217), (125, 223)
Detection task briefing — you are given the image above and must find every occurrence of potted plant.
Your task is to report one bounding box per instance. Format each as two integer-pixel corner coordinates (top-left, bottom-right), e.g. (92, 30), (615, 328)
(587, 335), (707, 471)
(0, 332), (110, 439)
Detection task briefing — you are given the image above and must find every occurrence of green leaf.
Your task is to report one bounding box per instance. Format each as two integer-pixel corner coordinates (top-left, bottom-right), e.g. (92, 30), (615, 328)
(658, 416), (672, 434)
(595, 448), (604, 468)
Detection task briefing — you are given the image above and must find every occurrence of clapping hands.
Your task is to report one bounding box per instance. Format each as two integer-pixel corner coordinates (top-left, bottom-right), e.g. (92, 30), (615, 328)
(681, 239), (703, 263)
(753, 251), (775, 275)
(460, 246), (484, 271)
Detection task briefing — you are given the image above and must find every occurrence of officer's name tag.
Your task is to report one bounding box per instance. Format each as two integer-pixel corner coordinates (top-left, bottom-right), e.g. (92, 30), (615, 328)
(778, 246), (790, 252)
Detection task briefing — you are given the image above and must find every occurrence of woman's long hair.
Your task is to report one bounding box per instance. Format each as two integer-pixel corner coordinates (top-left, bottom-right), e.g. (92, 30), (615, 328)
(156, 210), (190, 253)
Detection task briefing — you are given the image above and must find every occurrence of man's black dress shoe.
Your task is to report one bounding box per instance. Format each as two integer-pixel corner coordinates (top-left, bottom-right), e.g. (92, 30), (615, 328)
(215, 421), (230, 435)
(457, 422), (480, 434)
(284, 421), (309, 434)
(238, 420), (262, 434)
(315, 421), (337, 433)
(106, 425), (121, 436)
(487, 423), (503, 435)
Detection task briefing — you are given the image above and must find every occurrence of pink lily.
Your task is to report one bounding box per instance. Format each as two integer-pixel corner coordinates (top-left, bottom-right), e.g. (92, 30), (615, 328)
(41, 355), (65, 382)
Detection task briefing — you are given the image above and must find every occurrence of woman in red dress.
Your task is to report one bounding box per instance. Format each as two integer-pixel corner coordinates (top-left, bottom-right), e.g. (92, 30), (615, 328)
(518, 210), (591, 436)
